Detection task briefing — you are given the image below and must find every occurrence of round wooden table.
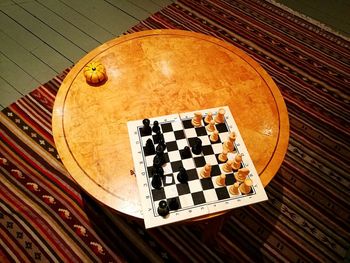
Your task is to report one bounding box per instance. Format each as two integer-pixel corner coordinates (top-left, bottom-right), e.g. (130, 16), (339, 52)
(52, 30), (289, 220)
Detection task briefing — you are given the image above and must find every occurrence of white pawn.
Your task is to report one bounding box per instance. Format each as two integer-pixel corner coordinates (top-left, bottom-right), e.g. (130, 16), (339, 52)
(222, 159), (233, 173)
(223, 140), (234, 152)
(232, 154), (242, 170)
(200, 164), (211, 178)
(239, 178), (253, 194)
(191, 112), (202, 127)
(206, 120), (216, 132)
(229, 182), (240, 195)
(234, 167), (250, 182)
(214, 108), (225, 123)
(204, 112), (213, 124)
(228, 132), (236, 143)
(210, 130), (219, 142)
(216, 174), (226, 186)
(218, 149), (228, 162)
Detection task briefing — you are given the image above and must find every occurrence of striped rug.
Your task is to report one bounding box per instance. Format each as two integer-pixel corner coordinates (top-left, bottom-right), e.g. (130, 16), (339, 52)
(1, 0), (349, 262)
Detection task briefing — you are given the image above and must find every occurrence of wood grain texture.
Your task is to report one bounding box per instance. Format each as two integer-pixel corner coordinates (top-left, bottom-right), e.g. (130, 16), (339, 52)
(52, 30), (290, 219)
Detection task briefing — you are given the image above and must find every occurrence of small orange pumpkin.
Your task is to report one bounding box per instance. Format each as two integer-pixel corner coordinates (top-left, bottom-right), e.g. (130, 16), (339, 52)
(84, 61), (107, 84)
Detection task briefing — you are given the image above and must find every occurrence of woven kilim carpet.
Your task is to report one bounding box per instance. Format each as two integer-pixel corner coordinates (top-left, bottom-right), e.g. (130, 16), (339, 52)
(1, 0), (349, 262)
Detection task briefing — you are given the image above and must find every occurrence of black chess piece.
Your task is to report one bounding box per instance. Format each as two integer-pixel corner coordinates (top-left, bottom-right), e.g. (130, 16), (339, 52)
(181, 146), (192, 159)
(144, 139), (155, 155)
(151, 173), (162, 189)
(168, 198), (179, 210)
(177, 167), (188, 183)
(152, 120), (160, 133)
(152, 166), (164, 178)
(141, 119), (152, 136)
(158, 137), (166, 151)
(153, 155), (162, 168)
(154, 130), (164, 144)
(153, 149), (166, 167)
(156, 143), (165, 154)
(157, 200), (169, 217)
(155, 147), (166, 166)
(191, 138), (202, 155)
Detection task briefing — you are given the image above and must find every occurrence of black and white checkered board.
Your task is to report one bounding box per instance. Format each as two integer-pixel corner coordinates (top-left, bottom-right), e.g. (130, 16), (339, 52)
(128, 106), (268, 228)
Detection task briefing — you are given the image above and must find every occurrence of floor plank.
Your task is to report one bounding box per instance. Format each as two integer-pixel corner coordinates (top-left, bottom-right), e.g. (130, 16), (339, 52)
(0, 53), (40, 98)
(0, 32), (57, 83)
(0, 11), (45, 52)
(0, 77), (23, 109)
(105, 0), (151, 20)
(19, 1), (101, 53)
(36, 0), (114, 44)
(128, 0), (165, 13)
(59, 0), (139, 36)
(0, 12), (71, 73)
(1, 4), (86, 62)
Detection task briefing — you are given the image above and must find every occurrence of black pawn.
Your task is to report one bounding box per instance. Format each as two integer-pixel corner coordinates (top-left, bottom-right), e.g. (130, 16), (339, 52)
(181, 146), (192, 159)
(154, 130), (164, 144)
(156, 143), (165, 154)
(153, 155), (162, 168)
(141, 119), (152, 136)
(151, 173), (162, 189)
(155, 147), (166, 166)
(177, 167), (188, 184)
(192, 138), (202, 155)
(168, 198), (179, 210)
(152, 120), (160, 133)
(158, 137), (166, 150)
(157, 200), (169, 217)
(152, 166), (164, 178)
(144, 139), (155, 155)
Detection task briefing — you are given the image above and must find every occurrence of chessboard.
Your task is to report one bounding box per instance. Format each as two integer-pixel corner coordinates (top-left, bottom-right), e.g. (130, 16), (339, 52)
(127, 106), (268, 229)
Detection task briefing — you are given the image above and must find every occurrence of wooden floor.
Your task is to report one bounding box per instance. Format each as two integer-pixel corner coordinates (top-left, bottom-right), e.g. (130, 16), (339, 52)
(0, 0), (349, 110)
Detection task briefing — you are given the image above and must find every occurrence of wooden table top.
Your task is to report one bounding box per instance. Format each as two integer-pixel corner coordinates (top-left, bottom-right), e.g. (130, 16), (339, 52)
(52, 30), (289, 219)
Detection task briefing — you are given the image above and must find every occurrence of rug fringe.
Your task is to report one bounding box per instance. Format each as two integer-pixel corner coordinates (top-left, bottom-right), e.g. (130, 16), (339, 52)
(265, 0), (350, 42)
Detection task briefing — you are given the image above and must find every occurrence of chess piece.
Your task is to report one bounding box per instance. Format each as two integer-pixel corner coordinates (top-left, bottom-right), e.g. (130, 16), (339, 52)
(156, 143), (165, 154)
(154, 130), (164, 144)
(181, 146), (192, 159)
(200, 163), (212, 178)
(228, 131), (236, 142)
(153, 155), (162, 168)
(168, 198), (179, 210)
(177, 167), (188, 183)
(239, 178), (253, 194)
(151, 173), (162, 189)
(144, 139), (155, 155)
(157, 200), (169, 217)
(214, 108), (225, 123)
(206, 120), (216, 132)
(152, 120), (160, 133)
(218, 149), (228, 162)
(223, 140), (234, 152)
(141, 118), (152, 135)
(191, 112), (202, 127)
(234, 167), (250, 182)
(155, 146), (166, 166)
(152, 166), (164, 178)
(204, 112), (213, 124)
(191, 138), (202, 155)
(216, 174), (226, 186)
(229, 182), (240, 195)
(222, 159), (234, 173)
(210, 130), (219, 142)
(232, 154), (242, 170)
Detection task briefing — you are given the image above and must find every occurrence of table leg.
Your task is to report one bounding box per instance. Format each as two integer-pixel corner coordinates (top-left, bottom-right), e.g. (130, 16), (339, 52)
(200, 213), (230, 245)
